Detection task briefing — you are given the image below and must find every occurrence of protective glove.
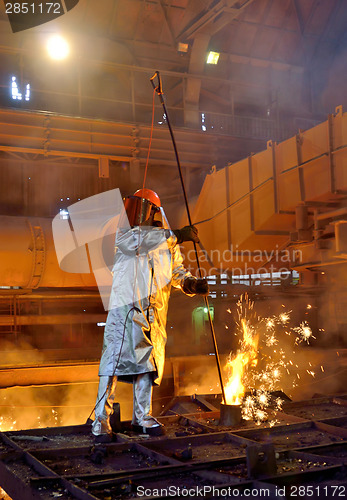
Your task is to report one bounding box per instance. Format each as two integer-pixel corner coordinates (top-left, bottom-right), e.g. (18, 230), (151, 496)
(173, 225), (199, 244)
(183, 277), (209, 296)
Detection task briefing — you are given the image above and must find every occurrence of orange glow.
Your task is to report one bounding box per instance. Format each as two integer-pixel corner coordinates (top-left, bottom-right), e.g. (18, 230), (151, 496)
(0, 487), (12, 500)
(224, 318), (258, 405)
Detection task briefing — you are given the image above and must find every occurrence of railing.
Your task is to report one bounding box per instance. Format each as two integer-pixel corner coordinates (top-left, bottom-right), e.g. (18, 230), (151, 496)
(157, 107), (312, 143)
(207, 271), (300, 288)
(0, 83), (319, 144)
(202, 112), (278, 140)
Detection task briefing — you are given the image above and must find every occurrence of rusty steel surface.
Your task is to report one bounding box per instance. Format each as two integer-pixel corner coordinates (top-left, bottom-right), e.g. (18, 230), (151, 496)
(1, 395), (347, 499)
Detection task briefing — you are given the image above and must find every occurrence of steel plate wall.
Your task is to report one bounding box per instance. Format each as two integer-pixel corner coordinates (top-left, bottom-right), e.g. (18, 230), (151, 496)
(186, 106), (347, 272)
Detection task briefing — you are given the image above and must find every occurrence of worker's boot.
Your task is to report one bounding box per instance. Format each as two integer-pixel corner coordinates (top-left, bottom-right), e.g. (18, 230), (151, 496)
(92, 375), (117, 442)
(132, 372), (164, 436)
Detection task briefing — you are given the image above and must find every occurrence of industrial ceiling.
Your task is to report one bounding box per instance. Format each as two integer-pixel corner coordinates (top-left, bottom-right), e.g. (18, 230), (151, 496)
(1, 0), (346, 122)
(0, 0), (345, 220)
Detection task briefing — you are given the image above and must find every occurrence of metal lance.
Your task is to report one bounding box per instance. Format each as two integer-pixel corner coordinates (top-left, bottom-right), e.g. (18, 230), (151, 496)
(150, 71), (226, 405)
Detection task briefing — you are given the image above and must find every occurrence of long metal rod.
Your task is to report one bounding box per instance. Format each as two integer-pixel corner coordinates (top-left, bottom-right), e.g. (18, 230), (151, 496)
(150, 71), (226, 404)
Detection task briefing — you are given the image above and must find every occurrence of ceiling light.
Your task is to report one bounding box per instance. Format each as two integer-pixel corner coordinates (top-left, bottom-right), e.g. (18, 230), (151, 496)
(207, 51), (220, 65)
(178, 42), (189, 53)
(47, 35), (69, 60)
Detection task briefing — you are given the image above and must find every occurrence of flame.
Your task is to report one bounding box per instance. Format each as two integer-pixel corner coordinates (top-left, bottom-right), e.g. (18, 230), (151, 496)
(224, 318), (258, 405)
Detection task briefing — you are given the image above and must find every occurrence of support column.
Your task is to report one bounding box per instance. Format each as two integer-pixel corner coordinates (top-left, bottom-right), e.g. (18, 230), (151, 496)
(184, 34), (210, 128)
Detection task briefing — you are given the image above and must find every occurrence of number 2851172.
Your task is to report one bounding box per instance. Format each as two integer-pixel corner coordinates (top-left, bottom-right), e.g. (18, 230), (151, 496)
(5, 3), (63, 15)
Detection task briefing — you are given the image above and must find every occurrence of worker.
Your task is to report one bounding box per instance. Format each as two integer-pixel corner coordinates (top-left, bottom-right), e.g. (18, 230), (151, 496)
(92, 188), (209, 440)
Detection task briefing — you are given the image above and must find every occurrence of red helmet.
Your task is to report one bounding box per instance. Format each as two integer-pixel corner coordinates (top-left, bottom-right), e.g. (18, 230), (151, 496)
(121, 188), (161, 227)
(133, 188), (161, 208)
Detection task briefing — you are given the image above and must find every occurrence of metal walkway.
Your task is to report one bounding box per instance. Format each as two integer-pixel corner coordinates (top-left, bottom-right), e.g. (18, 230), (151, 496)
(1, 394), (347, 499)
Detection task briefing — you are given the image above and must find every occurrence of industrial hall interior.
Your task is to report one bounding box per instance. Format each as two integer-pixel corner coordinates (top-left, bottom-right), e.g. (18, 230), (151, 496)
(0, 0), (347, 498)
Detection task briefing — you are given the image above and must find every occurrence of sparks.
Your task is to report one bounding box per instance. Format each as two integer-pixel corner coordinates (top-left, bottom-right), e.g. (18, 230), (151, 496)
(293, 322), (315, 344)
(244, 396), (255, 408)
(266, 318), (275, 329)
(255, 409), (267, 422)
(279, 312), (290, 324)
(222, 294), (317, 425)
(257, 391), (270, 406)
(275, 397), (284, 411)
(266, 334), (278, 347)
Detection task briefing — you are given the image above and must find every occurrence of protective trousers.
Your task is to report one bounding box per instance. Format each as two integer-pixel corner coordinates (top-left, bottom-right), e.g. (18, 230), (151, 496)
(92, 373), (159, 436)
(92, 375), (117, 436)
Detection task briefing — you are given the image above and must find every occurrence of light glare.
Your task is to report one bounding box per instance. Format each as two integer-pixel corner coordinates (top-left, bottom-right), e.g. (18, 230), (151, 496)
(47, 35), (69, 60)
(207, 51), (220, 64)
(11, 76), (22, 100)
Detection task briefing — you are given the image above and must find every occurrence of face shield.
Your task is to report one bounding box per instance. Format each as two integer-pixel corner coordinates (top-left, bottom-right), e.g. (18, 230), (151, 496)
(120, 195), (161, 228)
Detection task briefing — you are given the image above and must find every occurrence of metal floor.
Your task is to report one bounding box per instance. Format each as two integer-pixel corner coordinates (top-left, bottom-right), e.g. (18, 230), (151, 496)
(1, 394), (347, 499)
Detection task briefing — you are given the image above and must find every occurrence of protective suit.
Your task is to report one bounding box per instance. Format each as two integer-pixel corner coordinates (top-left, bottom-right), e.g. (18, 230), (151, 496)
(100, 226), (191, 385)
(92, 189), (208, 438)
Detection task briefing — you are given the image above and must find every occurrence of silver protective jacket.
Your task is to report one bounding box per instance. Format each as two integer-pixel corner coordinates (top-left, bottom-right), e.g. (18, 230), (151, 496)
(98, 226), (192, 385)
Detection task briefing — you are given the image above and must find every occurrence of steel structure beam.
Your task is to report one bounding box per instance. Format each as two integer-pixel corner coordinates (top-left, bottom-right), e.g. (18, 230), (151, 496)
(177, 0), (255, 40)
(0, 107), (271, 173)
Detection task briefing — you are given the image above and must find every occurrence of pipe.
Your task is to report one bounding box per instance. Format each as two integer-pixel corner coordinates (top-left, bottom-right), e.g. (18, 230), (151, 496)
(315, 207), (347, 221)
(0, 215), (96, 288)
(0, 363), (99, 388)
